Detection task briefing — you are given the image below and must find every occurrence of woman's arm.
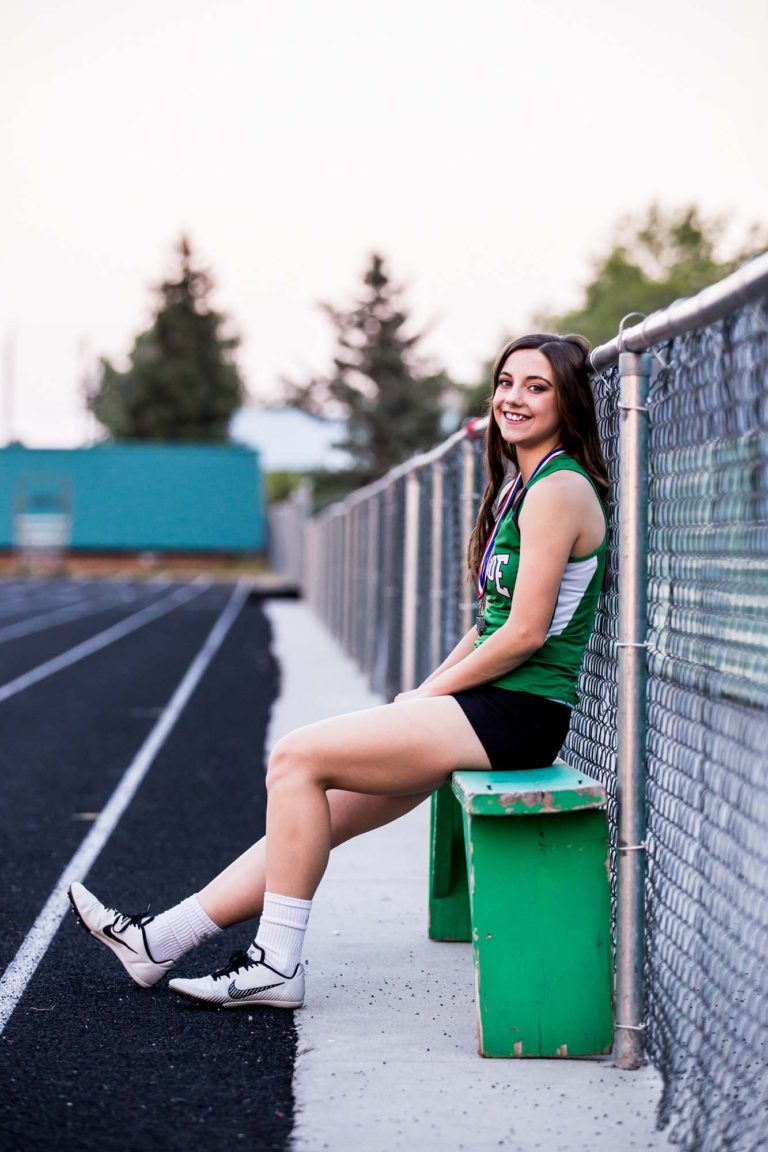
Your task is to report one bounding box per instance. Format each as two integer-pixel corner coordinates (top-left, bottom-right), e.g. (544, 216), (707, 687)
(420, 626), (479, 685)
(394, 625), (478, 703)
(411, 474), (586, 698)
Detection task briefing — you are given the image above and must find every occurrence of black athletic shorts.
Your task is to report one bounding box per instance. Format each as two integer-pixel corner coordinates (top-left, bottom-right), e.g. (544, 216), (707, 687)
(451, 685), (572, 772)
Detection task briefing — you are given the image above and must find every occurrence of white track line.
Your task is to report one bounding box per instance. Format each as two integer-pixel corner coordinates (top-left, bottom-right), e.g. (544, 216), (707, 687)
(0, 586), (161, 644)
(0, 579), (250, 1035)
(0, 582), (87, 620)
(0, 581), (209, 705)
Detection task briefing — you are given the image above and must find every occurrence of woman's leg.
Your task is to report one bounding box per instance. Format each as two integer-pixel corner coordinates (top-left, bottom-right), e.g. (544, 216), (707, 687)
(70, 699), (484, 996)
(165, 697), (488, 1006)
(264, 697), (489, 898)
(197, 788), (433, 927)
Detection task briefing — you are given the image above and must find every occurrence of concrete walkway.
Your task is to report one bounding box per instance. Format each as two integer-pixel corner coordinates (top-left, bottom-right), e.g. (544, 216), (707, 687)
(266, 602), (673, 1152)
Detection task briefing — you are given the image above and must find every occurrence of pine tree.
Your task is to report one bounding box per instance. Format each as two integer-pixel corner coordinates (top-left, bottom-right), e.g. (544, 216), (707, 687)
(287, 254), (451, 479)
(90, 236), (245, 441)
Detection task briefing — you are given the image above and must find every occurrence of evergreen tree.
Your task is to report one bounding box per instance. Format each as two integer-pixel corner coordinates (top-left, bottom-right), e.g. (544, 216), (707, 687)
(90, 236), (245, 441)
(536, 203), (767, 348)
(286, 254), (451, 480)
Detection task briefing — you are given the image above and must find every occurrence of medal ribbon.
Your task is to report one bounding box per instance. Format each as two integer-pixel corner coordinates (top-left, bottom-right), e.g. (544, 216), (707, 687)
(477, 447), (565, 601)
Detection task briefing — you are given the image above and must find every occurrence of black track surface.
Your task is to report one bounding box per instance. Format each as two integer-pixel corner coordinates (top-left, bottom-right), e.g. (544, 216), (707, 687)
(0, 581), (171, 684)
(0, 580), (296, 1152)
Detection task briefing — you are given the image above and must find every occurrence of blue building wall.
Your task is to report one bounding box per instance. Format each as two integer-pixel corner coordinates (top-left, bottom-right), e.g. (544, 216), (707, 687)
(0, 443), (266, 552)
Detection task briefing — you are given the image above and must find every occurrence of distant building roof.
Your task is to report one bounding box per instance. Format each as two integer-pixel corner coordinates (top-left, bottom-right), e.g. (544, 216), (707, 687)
(230, 406), (351, 472)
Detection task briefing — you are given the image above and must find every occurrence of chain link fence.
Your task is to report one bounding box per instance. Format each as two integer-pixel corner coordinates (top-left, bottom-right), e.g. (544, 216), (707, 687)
(268, 481), (312, 588)
(302, 262), (768, 1152)
(641, 299), (768, 1151)
(305, 431), (485, 701)
(559, 362), (621, 908)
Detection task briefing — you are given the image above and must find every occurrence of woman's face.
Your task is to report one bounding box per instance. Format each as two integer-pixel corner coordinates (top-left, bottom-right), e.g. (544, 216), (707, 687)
(492, 348), (562, 454)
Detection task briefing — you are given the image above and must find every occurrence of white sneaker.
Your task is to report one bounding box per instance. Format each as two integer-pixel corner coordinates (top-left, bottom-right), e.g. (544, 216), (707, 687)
(68, 881), (174, 989)
(169, 946), (304, 1009)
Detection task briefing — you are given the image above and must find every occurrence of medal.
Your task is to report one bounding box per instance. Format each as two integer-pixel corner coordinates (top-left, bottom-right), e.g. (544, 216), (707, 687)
(476, 597), (487, 636)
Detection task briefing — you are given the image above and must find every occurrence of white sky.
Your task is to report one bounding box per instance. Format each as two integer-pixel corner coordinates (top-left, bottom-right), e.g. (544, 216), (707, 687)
(2, 0), (766, 446)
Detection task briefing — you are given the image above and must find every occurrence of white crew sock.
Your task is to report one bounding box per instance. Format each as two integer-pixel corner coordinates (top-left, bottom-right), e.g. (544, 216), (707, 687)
(144, 894), (221, 963)
(252, 892), (312, 975)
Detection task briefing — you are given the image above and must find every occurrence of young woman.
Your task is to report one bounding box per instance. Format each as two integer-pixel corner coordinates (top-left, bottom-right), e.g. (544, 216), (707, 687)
(69, 332), (609, 1009)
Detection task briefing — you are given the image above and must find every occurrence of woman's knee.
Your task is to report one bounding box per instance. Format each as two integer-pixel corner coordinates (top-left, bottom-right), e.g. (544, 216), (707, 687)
(266, 732), (317, 792)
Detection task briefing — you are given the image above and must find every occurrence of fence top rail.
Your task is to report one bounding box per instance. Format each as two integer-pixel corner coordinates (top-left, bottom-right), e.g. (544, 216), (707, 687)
(590, 251), (768, 370)
(312, 420), (490, 523)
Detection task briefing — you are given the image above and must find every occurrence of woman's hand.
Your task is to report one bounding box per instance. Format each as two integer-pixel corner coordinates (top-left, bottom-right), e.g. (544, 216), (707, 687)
(393, 626), (479, 705)
(393, 686), (430, 704)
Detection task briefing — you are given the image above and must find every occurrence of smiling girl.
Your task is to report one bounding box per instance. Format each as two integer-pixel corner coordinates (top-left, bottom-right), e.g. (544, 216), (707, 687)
(70, 332), (609, 1010)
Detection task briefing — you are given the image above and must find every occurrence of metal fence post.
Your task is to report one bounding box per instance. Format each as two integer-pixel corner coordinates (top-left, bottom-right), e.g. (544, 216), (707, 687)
(352, 503), (364, 669)
(460, 439), (476, 635)
(379, 485), (396, 699)
(304, 519), (315, 611)
(347, 508), (356, 656)
(364, 495), (379, 682)
(615, 348), (652, 1070)
(401, 470), (421, 692)
(332, 514), (343, 636)
(430, 462), (444, 672)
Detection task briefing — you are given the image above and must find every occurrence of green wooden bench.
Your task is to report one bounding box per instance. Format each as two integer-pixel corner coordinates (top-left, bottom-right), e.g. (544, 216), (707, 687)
(429, 760), (613, 1058)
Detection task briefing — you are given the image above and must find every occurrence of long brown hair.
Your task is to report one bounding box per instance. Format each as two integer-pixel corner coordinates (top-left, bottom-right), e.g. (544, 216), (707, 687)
(467, 332), (609, 584)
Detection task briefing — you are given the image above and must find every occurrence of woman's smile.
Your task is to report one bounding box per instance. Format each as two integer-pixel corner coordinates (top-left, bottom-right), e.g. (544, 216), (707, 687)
(492, 347), (561, 455)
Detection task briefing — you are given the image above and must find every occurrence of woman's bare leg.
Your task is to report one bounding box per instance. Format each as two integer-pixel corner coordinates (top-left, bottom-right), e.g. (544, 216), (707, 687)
(264, 697), (489, 899)
(197, 788), (432, 927)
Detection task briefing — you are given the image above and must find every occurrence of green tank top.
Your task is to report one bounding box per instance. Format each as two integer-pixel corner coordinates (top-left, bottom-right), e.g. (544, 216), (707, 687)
(476, 454), (607, 706)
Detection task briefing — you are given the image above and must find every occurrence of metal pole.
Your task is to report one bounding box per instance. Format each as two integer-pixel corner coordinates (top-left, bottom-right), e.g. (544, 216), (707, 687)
(333, 518), (340, 628)
(304, 519), (315, 609)
(381, 486), (395, 699)
(344, 511), (352, 651)
(430, 462), (444, 672)
(364, 496), (379, 681)
(353, 504), (362, 662)
(333, 516), (343, 636)
(461, 439), (477, 635)
(353, 504), (364, 668)
(313, 518), (322, 620)
(324, 518), (334, 627)
(615, 349), (652, 1069)
(347, 505), (358, 660)
(401, 470), (421, 692)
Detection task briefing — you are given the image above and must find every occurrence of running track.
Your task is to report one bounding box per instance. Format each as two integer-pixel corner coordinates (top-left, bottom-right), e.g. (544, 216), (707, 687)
(0, 579), (294, 1151)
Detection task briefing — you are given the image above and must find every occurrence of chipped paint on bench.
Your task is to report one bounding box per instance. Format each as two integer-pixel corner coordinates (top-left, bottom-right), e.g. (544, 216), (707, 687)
(451, 760), (607, 817)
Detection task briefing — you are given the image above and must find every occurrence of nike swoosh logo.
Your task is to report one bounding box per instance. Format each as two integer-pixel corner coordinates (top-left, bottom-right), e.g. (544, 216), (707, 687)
(227, 979), (285, 1000)
(102, 922), (138, 953)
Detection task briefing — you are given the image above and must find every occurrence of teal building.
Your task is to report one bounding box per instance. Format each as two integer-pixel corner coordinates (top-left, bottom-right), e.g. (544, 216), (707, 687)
(0, 443), (266, 553)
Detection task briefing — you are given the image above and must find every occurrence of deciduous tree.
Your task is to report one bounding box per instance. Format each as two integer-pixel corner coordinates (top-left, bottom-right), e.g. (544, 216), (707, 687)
(461, 204), (767, 419)
(536, 203), (767, 348)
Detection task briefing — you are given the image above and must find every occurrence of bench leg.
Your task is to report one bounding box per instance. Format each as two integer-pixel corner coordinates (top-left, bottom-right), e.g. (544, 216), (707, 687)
(428, 783), (471, 942)
(463, 808), (613, 1057)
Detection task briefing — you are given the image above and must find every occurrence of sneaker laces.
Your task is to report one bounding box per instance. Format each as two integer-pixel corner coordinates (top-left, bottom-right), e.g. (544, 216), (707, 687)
(109, 907), (153, 933)
(211, 950), (257, 982)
